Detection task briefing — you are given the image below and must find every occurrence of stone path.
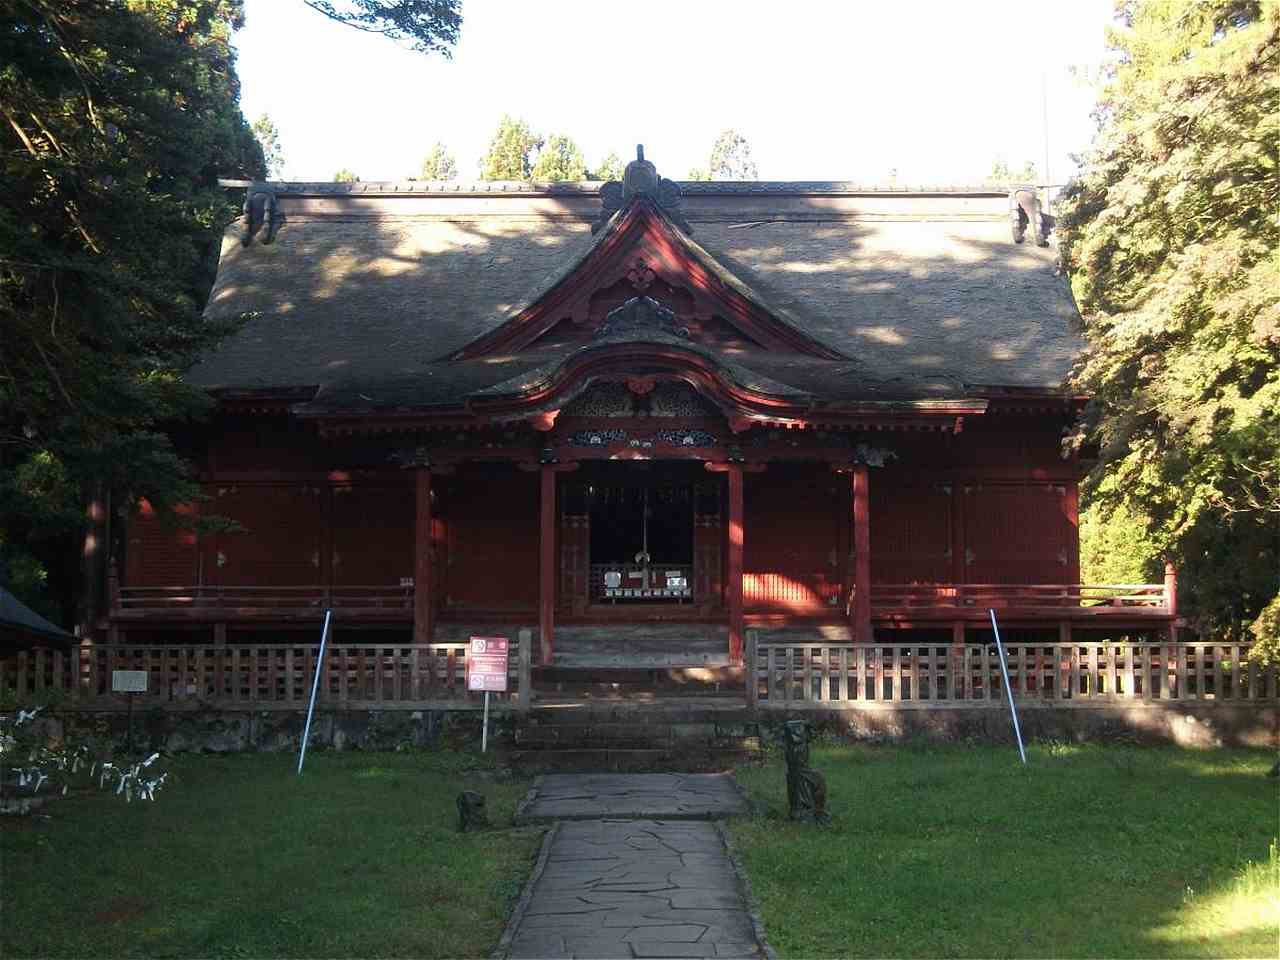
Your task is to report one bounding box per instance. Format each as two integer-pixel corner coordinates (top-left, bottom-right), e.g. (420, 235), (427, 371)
(514, 773), (749, 825)
(498, 774), (770, 959)
(500, 819), (766, 959)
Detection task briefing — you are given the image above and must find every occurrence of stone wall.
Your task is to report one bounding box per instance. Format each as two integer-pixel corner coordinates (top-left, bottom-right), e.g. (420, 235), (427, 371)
(757, 703), (1279, 749)
(39, 707), (514, 754)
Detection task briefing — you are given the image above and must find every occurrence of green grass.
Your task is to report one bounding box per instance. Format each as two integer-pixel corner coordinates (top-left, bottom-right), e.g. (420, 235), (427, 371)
(1, 749), (541, 959)
(730, 742), (1280, 959)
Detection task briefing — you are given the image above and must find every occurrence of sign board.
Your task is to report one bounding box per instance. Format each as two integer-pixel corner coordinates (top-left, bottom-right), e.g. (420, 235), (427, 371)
(467, 637), (509, 692)
(112, 670), (149, 693)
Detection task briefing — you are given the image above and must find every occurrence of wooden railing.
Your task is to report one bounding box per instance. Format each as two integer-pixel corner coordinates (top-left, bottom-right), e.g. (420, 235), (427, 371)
(869, 583), (1171, 614)
(749, 640), (1278, 707)
(0, 640), (531, 710)
(116, 585), (412, 612)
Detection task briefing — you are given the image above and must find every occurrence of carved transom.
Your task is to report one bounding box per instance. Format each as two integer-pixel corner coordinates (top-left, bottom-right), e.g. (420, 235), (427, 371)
(597, 296), (689, 340)
(562, 380), (721, 418)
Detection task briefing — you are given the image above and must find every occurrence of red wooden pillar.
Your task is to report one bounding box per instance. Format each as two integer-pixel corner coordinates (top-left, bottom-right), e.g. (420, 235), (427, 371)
(413, 468), (433, 645)
(539, 465), (556, 665)
(727, 464), (744, 664)
(705, 461), (745, 664)
(851, 464), (872, 644)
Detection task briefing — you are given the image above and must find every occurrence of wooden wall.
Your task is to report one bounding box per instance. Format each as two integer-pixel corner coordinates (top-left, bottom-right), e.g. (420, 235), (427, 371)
(744, 464), (846, 613)
(438, 464), (539, 612)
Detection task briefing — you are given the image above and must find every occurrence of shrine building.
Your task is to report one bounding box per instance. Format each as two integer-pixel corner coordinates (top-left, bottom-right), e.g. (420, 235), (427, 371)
(106, 148), (1178, 675)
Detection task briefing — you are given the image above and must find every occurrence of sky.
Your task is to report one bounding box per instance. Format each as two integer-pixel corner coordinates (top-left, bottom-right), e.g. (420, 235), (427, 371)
(234, 0), (1119, 187)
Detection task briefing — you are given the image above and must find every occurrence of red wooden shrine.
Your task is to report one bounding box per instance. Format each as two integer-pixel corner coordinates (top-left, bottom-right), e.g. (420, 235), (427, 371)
(103, 148), (1177, 661)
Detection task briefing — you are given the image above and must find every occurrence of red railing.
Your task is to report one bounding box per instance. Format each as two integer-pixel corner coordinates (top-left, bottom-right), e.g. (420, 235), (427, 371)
(116, 585), (412, 611)
(869, 583), (1171, 615)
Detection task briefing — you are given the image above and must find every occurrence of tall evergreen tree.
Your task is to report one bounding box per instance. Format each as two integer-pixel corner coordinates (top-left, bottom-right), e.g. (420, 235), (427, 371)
(0, 0), (263, 625)
(1058, 0), (1280, 661)
(418, 141), (456, 180)
(479, 115), (541, 180)
(530, 134), (586, 182)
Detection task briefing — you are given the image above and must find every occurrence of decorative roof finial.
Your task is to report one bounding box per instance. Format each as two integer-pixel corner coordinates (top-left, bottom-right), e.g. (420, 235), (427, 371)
(594, 145), (691, 235)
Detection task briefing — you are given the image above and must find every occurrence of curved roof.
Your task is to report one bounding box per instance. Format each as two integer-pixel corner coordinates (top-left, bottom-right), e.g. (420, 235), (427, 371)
(193, 180), (1083, 414)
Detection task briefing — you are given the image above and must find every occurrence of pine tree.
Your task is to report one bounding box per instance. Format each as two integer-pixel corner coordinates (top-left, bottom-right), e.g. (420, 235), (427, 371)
(479, 115), (542, 180)
(0, 0), (263, 625)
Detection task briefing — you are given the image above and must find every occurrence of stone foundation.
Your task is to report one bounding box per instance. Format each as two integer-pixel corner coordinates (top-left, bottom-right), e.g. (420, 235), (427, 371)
(35, 707), (514, 755)
(758, 703), (1279, 749)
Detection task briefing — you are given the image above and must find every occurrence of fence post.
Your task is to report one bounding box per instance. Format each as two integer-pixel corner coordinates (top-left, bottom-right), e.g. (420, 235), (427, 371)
(745, 629), (758, 708)
(517, 628), (532, 712)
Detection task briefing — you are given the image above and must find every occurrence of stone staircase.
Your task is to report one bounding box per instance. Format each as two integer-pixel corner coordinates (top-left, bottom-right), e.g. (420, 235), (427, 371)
(508, 701), (762, 772)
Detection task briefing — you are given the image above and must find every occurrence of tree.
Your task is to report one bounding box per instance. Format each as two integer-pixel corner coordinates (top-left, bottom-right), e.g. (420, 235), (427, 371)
(479, 115), (542, 181)
(708, 129), (758, 180)
(0, 0), (263, 629)
(301, 0), (461, 56)
(590, 150), (624, 182)
(251, 113), (284, 178)
(418, 142), (457, 180)
(333, 168), (359, 182)
(530, 134), (586, 182)
(686, 167), (711, 181)
(1057, 0), (1280, 663)
(990, 158), (1038, 182)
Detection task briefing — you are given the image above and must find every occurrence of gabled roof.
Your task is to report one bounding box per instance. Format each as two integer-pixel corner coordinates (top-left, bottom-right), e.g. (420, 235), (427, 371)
(193, 160), (1083, 419)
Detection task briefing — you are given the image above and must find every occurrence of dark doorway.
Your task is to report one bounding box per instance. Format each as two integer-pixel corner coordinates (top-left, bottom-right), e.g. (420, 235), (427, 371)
(583, 464), (697, 601)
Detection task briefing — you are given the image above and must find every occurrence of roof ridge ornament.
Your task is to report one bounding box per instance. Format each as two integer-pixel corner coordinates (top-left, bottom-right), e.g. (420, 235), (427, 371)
(594, 144), (691, 235)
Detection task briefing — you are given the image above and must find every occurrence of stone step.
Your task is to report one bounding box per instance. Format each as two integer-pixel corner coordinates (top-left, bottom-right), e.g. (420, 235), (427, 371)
(522, 704), (753, 726)
(513, 723), (760, 750)
(505, 746), (761, 773)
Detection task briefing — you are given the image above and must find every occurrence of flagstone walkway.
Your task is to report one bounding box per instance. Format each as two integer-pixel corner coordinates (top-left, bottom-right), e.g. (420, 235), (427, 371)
(514, 773), (749, 824)
(497, 775), (771, 960)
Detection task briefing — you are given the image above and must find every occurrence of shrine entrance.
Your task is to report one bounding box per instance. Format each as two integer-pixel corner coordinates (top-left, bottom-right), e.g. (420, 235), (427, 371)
(559, 463), (722, 611)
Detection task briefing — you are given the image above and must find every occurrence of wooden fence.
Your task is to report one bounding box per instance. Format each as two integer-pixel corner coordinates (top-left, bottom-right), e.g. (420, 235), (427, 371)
(0, 640), (532, 710)
(749, 639), (1278, 707)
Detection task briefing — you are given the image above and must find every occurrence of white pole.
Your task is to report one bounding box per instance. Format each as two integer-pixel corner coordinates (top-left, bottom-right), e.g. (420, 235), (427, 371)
(297, 609), (332, 775)
(481, 691), (490, 754)
(989, 609), (1027, 765)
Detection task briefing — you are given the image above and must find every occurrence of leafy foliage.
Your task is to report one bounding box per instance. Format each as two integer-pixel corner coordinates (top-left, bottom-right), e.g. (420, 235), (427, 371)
(333, 167), (359, 181)
(707, 128), (758, 180)
(301, 0), (461, 56)
(1058, 0), (1280, 654)
(991, 157), (1038, 181)
(478, 114), (541, 180)
(0, 0), (263, 626)
(250, 112), (283, 178)
(686, 166), (710, 181)
(590, 149), (623, 182)
(418, 140), (456, 180)
(530, 133), (585, 182)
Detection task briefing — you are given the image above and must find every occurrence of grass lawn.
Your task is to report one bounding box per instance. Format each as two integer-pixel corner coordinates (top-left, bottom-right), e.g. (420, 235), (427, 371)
(730, 741), (1279, 959)
(1, 749), (540, 959)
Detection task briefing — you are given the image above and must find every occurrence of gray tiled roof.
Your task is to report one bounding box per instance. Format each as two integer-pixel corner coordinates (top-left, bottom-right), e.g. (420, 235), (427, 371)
(192, 185), (1082, 411)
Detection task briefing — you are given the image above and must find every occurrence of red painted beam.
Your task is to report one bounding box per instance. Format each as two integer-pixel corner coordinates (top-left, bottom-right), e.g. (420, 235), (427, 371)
(413, 469), (433, 644)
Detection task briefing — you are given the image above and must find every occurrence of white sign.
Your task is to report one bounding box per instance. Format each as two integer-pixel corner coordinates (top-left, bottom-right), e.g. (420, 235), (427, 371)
(467, 637), (509, 692)
(112, 670), (149, 693)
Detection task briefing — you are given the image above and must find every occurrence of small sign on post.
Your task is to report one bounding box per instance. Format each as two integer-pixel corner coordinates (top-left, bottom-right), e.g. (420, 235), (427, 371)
(112, 670), (148, 753)
(467, 637), (509, 753)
